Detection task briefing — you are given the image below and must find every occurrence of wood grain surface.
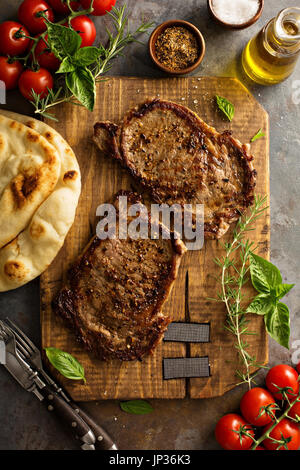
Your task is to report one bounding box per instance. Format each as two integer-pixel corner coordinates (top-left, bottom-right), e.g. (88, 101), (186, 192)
(41, 76), (269, 401)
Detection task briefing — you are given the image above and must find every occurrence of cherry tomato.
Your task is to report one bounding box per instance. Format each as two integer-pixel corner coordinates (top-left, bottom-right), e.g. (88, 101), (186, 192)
(34, 35), (60, 70)
(262, 418), (300, 450)
(266, 364), (299, 400)
(240, 387), (277, 426)
(0, 57), (23, 90)
(48, 0), (80, 14)
(68, 16), (96, 47)
(288, 399), (300, 421)
(18, 0), (55, 34)
(296, 362), (300, 375)
(255, 446), (265, 450)
(80, 0), (116, 16)
(18, 67), (53, 100)
(0, 21), (30, 56)
(215, 413), (254, 450)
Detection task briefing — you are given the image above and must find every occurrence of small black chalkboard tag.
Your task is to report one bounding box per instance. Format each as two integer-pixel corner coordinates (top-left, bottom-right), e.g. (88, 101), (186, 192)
(163, 357), (210, 380)
(163, 322), (210, 343)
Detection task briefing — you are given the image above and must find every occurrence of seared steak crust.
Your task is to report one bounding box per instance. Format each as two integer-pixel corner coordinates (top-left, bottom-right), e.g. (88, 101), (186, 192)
(94, 99), (256, 239)
(53, 191), (186, 361)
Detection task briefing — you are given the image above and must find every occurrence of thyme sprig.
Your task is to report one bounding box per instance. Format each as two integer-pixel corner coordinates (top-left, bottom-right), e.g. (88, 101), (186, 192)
(214, 195), (268, 389)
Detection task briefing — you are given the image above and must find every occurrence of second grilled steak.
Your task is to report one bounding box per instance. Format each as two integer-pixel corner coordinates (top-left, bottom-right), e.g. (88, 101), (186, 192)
(94, 99), (256, 239)
(53, 191), (186, 361)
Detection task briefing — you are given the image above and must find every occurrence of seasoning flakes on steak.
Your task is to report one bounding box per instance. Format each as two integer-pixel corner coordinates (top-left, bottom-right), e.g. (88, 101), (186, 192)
(94, 99), (257, 239)
(53, 191), (186, 361)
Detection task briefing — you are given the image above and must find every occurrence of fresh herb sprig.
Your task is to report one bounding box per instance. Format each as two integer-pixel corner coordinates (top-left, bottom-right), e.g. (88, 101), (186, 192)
(31, 5), (153, 119)
(251, 128), (265, 142)
(214, 195), (294, 389)
(216, 95), (235, 121)
(214, 195), (268, 389)
(45, 347), (86, 383)
(120, 400), (153, 415)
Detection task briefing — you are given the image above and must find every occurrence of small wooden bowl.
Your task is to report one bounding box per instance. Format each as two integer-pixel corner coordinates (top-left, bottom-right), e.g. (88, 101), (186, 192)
(148, 20), (206, 75)
(207, 0), (264, 30)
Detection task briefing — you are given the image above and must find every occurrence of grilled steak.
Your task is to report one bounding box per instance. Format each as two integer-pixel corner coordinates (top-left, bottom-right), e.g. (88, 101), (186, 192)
(53, 191), (186, 361)
(94, 99), (256, 239)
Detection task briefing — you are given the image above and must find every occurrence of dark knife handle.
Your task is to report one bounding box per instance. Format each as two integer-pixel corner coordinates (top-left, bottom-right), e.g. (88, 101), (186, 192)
(70, 403), (117, 450)
(39, 384), (95, 448)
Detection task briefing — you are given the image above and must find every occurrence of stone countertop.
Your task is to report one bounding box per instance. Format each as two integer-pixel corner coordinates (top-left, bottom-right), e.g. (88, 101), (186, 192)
(0, 0), (299, 450)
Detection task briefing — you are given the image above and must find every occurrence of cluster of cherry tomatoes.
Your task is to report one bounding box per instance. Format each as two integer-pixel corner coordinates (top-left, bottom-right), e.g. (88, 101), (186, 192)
(0, 0), (116, 100)
(215, 363), (300, 450)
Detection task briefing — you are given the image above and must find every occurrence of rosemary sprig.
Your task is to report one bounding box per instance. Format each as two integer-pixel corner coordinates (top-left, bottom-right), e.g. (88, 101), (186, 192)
(215, 195), (268, 389)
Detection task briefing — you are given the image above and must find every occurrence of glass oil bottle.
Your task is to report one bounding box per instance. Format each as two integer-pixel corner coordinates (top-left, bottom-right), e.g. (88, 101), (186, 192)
(242, 7), (300, 85)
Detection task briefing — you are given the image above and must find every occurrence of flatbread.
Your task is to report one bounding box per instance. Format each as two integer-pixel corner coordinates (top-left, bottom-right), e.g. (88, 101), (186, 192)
(0, 111), (81, 291)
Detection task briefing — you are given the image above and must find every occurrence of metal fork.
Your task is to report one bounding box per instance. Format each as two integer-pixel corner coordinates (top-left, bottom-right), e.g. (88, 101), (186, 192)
(5, 318), (69, 401)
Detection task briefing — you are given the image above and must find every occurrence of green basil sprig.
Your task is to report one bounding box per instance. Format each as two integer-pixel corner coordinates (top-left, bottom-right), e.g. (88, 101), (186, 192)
(45, 347), (86, 383)
(247, 253), (294, 349)
(216, 95), (235, 121)
(120, 400), (153, 415)
(46, 22), (103, 111)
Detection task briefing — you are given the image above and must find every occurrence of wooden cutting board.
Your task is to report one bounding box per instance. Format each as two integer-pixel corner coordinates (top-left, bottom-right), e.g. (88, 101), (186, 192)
(41, 76), (269, 401)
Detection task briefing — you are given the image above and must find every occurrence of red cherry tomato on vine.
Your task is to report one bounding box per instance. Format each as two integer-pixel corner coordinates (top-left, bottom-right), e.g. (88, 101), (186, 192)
(0, 57), (23, 90)
(0, 21), (30, 56)
(18, 0), (55, 34)
(262, 418), (300, 450)
(288, 399), (300, 421)
(266, 364), (299, 400)
(48, 0), (80, 14)
(215, 413), (254, 450)
(68, 16), (96, 47)
(80, 0), (116, 16)
(240, 387), (277, 426)
(18, 68), (53, 100)
(34, 35), (60, 70)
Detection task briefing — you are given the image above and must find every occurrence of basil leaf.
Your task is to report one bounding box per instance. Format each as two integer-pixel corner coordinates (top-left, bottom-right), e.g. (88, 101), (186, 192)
(57, 57), (76, 74)
(275, 283), (295, 300)
(249, 253), (282, 293)
(45, 347), (86, 383)
(264, 302), (290, 349)
(216, 95), (235, 121)
(246, 294), (275, 315)
(66, 67), (95, 111)
(47, 22), (82, 60)
(251, 128), (265, 142)
(73, 47), (102, 67)
(120, 400), (153, 415)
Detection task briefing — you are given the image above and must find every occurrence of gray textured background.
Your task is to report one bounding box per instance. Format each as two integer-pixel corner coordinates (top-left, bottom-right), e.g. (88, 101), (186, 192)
(0, 0), (299, 450)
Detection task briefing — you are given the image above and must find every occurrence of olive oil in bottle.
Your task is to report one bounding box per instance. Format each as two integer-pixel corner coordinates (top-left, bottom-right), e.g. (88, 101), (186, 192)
(242, 7), (300, 85)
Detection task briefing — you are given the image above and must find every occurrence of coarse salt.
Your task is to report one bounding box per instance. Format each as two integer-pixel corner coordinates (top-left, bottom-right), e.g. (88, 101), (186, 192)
(211, 0), (260, 25)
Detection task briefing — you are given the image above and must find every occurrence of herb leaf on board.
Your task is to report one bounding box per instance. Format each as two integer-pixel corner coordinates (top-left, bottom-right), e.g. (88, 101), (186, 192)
(216, 95), (235, 121)
(249, 253), (282, 293)
(264, 302), (290, 350)
(120, 400), (153, 415)
(45, 347), (86, 383)
(247, 253), (294, 349)
(251, 128), (265, 142)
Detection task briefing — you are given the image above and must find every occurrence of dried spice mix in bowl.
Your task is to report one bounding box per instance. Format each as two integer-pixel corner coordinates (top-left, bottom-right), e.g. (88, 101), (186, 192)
(155, 26), (199, 71)
(149, 20), (206, 75)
